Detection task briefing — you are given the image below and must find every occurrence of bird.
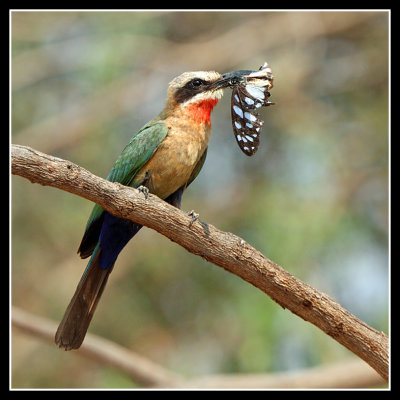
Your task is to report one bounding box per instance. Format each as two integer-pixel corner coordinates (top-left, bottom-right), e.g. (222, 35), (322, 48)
(55, 69), (243, 350)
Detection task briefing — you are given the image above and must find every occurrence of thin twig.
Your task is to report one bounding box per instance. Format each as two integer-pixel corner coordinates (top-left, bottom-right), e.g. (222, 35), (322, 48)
(11, 144), (389, 381)
(12, 306), (182, 387)
(180, 359), (386, 389)
(12, 306), (385, 389)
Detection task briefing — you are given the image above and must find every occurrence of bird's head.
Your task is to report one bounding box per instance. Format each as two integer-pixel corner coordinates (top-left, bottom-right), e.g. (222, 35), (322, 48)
(162, 69), (268, 125)
(163, 70), (233, 124)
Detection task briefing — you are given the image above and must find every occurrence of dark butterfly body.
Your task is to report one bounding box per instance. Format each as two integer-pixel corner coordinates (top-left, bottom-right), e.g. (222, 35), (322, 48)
(228, 62), (274, 156)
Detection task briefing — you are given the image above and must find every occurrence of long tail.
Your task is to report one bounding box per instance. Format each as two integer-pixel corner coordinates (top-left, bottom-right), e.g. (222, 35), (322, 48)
(55, 186), (185, 351)
(55, 244), (113, 350)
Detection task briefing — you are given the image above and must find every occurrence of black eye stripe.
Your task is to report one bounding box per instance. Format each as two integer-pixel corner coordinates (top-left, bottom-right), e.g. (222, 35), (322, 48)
(174, 78), (210, 104)
(190, 78), (205, 87)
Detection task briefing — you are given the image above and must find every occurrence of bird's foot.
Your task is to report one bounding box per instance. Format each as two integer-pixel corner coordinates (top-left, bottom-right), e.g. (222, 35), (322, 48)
(188, 210), (199, 227)
(137, 185), (149, 199)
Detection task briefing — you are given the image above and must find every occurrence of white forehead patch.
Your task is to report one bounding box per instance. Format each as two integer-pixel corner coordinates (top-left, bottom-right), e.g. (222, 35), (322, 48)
(170, 70), (224, 107)
(170, 70), (221, 88)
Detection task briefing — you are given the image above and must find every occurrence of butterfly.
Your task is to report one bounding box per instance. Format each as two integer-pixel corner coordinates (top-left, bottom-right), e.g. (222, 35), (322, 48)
(230, 62), (274, 156)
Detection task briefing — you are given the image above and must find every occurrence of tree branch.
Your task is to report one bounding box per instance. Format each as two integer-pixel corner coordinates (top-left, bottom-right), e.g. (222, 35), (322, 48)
(12, 306), (385, 388)
(11, 144), (389, 381)
(12, 306), (182, 387)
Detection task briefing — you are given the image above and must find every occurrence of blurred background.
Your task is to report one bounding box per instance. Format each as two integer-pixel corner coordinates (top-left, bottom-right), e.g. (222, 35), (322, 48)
(11, 10), (389, 388)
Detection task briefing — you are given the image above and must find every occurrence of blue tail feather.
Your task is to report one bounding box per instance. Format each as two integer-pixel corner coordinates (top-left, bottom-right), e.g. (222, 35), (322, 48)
(98, 212), (142, 269)
(56, 186), (186, 349)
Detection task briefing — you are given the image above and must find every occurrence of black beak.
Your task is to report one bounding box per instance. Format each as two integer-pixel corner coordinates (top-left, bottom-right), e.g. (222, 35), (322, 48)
(221, 70), (254, 85)
(212, 70), (254, 90)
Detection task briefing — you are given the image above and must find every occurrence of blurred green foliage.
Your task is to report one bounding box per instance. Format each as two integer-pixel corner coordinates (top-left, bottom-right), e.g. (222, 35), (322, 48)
(11, 10), (389, 388)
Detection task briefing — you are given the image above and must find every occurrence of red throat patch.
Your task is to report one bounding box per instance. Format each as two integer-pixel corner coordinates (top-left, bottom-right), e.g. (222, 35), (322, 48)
(186, 98), (219, 124)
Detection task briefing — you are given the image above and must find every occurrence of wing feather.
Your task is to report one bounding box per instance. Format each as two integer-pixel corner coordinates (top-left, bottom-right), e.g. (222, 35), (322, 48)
(78, 122), (168, 258)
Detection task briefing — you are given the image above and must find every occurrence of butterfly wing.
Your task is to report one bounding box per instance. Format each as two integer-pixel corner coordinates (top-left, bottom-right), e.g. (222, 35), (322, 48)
(231, 83), (272, 156)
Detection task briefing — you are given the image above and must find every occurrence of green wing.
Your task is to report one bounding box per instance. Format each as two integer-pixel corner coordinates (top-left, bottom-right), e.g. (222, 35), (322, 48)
(105, 122), (167, 186)
(78, 121), (168, 258)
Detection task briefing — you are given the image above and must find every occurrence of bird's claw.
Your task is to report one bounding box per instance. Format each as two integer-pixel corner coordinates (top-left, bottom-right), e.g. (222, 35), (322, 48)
(188, 210), (199, 227)
(137, 185), (149, 199)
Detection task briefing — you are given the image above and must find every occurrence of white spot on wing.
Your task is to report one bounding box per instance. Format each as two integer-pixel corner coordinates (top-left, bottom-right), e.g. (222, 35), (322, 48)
(233, 105), (243, 118)
(246, 86), (265, 101)
(244, 97), (254, 105)
(244, 112), (257, 122)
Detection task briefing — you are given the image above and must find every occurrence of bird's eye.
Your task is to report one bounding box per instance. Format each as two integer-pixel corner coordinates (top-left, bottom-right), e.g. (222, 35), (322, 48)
(191, 79), (203, 87)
